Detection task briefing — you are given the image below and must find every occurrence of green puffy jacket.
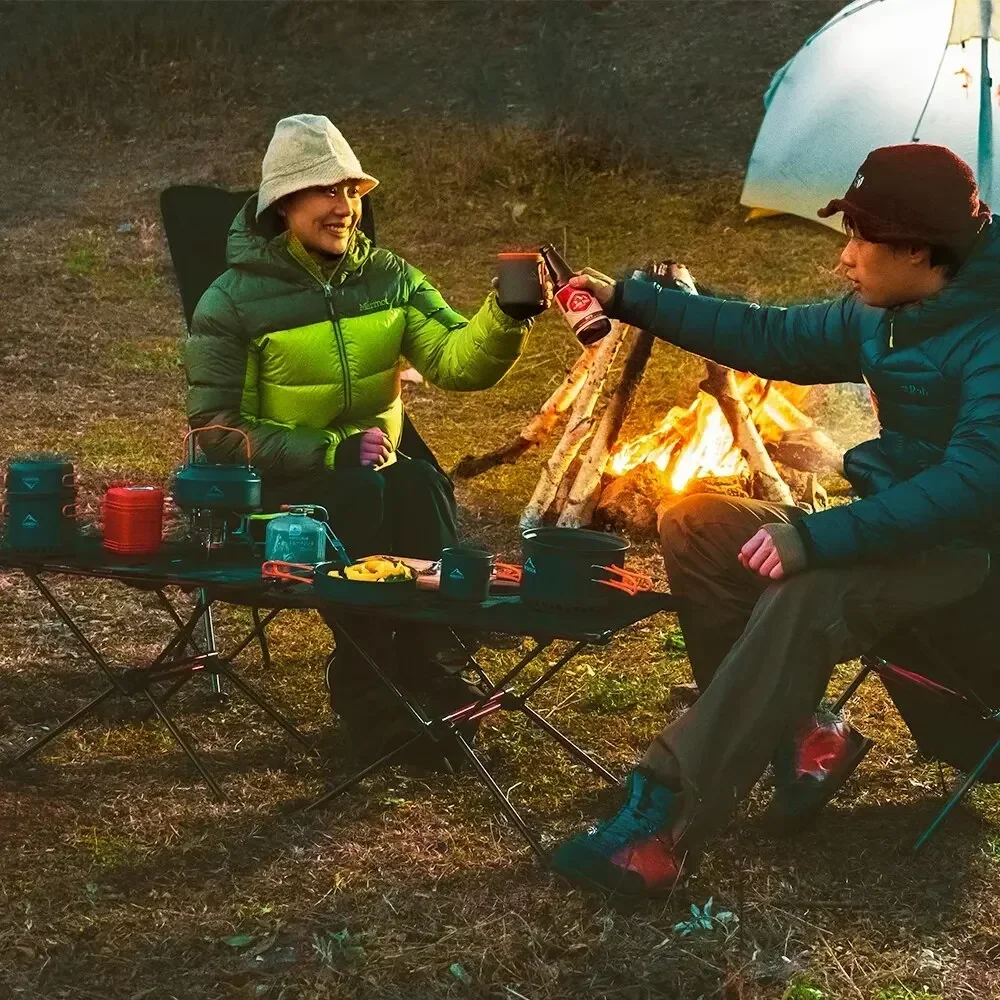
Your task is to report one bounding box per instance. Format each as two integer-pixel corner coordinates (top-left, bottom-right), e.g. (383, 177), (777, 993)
(185, 196), (530, 477)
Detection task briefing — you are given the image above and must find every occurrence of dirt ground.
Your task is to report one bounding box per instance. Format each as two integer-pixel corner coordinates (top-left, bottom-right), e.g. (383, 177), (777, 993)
(0, 3), (997, 999)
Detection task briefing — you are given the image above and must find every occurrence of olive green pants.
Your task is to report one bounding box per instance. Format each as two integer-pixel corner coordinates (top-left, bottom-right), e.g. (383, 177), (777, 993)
(642, 493), (990, 851)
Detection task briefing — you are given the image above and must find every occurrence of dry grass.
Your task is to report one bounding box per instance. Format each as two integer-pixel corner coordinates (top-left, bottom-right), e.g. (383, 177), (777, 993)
(1, 3), (998, 998)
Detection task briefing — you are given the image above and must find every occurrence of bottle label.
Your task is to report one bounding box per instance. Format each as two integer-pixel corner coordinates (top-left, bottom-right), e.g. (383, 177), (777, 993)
(555, 284), (603, 334)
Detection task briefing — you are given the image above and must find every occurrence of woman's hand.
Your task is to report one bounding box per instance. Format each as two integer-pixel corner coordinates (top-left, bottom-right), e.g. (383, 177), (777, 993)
(359, 427), (391, 467)
(567, 267), (617, 308)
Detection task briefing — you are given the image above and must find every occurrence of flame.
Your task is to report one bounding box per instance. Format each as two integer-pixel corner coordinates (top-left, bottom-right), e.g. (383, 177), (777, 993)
(608, 375), (810, 490)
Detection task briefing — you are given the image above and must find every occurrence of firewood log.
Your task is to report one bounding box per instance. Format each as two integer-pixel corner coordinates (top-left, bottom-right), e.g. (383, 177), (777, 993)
(701, 362), (794, 504)
(660, 260), (793, 505)
(451, 345), (598, 478)
(520, 323), (625, 529)
(558, 324), (655, 527)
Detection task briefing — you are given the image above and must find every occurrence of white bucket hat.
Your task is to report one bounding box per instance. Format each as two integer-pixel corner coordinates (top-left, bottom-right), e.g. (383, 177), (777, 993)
(256, 114), (379, 219)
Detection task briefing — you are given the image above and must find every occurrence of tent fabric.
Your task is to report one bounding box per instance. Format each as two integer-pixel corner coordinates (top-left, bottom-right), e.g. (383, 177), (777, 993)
(949, 0), (1000, 42)
(742, 0), (998, 231)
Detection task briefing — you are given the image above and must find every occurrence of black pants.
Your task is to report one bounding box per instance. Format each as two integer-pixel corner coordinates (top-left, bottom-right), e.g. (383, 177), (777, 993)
(260, 458), (458, 563)
(261, 459), (461, 743)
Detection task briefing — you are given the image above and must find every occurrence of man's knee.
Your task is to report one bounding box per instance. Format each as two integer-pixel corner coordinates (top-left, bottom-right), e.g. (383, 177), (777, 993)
(659, 493), (736, 545)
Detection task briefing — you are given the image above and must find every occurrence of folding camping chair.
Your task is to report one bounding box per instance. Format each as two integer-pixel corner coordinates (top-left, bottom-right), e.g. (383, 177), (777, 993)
(158, 184), (448, 688)
(831, 576), (1000, 850)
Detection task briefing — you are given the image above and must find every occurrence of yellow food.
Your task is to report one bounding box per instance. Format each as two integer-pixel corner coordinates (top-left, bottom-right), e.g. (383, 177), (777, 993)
(328, 558), (414, 583)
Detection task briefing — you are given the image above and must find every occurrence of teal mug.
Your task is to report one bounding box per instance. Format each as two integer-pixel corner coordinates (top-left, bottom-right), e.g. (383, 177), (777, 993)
(439, 545), (494, 602)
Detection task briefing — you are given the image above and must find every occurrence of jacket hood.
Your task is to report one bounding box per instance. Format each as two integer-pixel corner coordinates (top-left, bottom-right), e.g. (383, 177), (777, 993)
(225, 194), (372, 283)
(891, 216), (1000, 344)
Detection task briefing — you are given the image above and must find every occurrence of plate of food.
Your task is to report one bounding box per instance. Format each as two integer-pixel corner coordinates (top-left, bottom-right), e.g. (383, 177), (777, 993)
(312, 557), (419, 605)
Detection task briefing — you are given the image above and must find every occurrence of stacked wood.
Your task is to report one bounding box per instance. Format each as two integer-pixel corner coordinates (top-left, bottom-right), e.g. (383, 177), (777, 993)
(450, 258), (847, 533)
(557, 324), (655, 527)
(452, 345), (598, 478)
(520, 323), (626, 530)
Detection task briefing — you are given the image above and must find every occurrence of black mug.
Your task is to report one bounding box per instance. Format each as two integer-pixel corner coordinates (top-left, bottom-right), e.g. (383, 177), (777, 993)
(440, 545), (494, 602)
(496, 252), (548, 320)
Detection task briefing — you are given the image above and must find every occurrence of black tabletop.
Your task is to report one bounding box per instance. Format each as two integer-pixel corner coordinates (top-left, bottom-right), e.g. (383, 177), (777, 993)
(0, 538), (680, 643)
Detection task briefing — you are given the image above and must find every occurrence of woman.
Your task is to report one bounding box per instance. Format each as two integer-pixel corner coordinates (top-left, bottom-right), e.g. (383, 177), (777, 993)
(184, 114), (539, 762)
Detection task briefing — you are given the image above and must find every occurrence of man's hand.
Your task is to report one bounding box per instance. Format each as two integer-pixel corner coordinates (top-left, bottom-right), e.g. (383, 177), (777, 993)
(738, 523), (810, 581)
(359, 427), (391, 467)
(567, 267), (617, 309)
(739, 527), (789, 580)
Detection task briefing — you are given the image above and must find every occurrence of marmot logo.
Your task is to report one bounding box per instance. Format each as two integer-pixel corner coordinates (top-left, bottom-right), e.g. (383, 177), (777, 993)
(360, 297), (391, 312)
(853, 171), (865, 189)
(901, 383), (928, 396)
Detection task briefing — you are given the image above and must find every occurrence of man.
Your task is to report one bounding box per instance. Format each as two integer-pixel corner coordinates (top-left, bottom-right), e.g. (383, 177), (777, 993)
(552, 144), (999, 896)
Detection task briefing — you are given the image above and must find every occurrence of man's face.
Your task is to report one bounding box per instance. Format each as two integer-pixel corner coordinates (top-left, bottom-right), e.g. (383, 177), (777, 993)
(838, 235), (936, 308)
(281, 182), (363, 256)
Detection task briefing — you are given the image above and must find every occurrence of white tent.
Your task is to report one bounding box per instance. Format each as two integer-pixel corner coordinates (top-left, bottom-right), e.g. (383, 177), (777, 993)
(741, 0), (999, 231)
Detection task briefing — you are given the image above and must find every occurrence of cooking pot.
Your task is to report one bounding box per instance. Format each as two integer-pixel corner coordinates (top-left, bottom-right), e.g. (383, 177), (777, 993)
(2, 495), (77, 552)
(171, 425), (262, 514)
(520, 527), (648, 609)
(5, 454), (76, 498)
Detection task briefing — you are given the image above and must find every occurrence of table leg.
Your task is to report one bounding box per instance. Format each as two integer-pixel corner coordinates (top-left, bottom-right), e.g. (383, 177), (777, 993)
(517, 703), (621, 786)
(304, 733), (424, 812)
(28, 573), (121, 688)
(5, 685), (118, 766)
(251, 607), (273, 669)
(449, 730), (545, 861)
(212, 662), (313, 751)
(142, 688), (224, 801)
(198, 589), (223, 697)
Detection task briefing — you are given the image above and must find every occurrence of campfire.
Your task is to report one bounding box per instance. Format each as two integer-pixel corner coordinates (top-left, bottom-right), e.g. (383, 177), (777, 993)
(453, 261), (844, 537)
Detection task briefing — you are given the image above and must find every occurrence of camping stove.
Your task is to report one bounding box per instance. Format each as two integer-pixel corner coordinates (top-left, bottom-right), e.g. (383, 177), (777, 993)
(170, 425), (262, 558)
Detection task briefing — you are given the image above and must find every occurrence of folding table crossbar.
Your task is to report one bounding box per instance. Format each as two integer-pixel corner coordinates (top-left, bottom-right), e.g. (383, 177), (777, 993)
(0, 541), (679, 851)
(0, 543), (310, 800)
(298, 590), (679, 860)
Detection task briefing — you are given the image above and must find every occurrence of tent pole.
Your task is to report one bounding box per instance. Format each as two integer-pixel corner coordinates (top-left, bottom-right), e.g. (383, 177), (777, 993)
(980, 5), (994, 196)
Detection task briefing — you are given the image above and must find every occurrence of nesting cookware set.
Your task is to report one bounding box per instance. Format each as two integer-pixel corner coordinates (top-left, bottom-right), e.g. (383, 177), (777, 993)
(3, 429), (651, 609)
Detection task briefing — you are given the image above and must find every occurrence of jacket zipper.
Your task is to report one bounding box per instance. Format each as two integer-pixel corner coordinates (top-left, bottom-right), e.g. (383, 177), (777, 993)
(888, 315), (895, 350)
(322, 281), (352, 413)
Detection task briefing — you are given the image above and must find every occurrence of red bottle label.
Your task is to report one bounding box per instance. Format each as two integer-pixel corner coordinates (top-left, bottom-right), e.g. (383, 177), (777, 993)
(554, 284), (607, 339)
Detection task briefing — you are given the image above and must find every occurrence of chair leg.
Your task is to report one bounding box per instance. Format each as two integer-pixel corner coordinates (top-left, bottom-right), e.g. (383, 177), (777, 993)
(914, 734), (1000, 851)
(830, 656), (879, 715)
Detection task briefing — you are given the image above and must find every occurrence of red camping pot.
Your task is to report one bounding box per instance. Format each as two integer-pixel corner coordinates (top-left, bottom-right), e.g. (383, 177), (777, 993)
(102, 485), (164, 556)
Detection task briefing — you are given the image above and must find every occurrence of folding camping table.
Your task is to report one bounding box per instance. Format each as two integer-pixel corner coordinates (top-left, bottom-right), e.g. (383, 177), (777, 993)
(0, 539), (679, 858)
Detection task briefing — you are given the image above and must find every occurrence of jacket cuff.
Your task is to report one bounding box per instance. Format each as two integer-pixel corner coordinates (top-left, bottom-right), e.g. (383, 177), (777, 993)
(487, 290), (532, 334)
(611, 278), (691, 339)
(761, 522), (809, 576)
(332, 433), (363, 469)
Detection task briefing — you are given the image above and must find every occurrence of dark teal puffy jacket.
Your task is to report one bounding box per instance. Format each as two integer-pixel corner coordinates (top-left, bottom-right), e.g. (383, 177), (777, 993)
(612, 219), (1000, 567)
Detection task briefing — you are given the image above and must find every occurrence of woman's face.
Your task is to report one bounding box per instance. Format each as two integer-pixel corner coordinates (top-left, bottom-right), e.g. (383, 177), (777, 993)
(280, 182), (363, 256)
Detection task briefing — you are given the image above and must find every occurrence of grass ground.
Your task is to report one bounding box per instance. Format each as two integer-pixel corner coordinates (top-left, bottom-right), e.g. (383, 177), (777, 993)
(1, 3), (998, 999)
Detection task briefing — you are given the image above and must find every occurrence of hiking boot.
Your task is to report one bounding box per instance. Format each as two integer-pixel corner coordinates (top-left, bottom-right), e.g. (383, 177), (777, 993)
(763, 711), (874, 835)
(552, 769), (684, 897)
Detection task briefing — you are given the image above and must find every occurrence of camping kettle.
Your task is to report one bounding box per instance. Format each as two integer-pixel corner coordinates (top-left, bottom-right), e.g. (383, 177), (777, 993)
(171, 425), (262, 513)
(264, 505), (350, 567)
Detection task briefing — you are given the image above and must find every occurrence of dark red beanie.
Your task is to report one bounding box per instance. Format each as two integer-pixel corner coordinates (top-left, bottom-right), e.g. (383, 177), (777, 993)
(818, 144), (991, 250)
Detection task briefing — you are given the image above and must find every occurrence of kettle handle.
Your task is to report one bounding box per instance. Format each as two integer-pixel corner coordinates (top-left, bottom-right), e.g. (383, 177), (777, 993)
(184, 425), (253, 467)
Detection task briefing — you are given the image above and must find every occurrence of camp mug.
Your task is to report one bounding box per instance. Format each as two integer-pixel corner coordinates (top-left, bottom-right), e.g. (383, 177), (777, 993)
(439, 545), (494, 602)
(495, 252), (548, 320)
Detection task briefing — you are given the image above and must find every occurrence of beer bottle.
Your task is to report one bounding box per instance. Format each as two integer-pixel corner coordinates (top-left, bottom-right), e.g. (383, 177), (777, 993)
(539, 243), (613, 345)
